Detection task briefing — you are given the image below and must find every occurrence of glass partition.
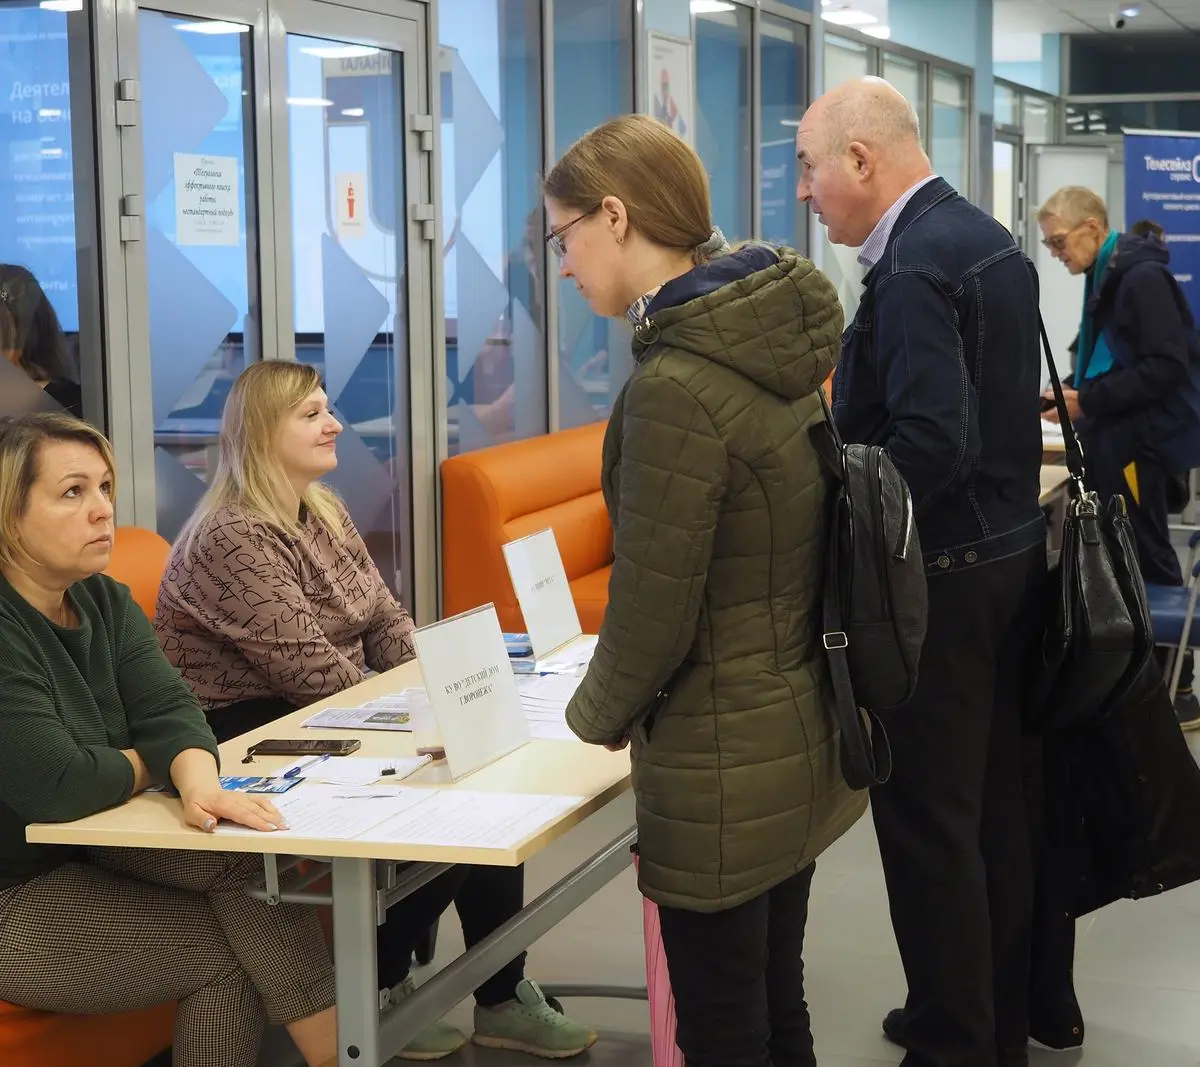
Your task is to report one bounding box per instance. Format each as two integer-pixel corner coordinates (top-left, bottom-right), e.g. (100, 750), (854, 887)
(440, 0), (546, 455)
(883, 52), (926, 148)
(139, 10), (259, 539)
(931, 69), (970, 195)
(0, 1), (103, 424)
(758, 13), (808, 253)
(694, 2), (752, 243)
(553, 0), (634, 430)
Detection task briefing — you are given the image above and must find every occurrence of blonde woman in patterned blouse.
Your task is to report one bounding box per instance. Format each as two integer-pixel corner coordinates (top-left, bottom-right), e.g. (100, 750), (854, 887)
(155, 361), (596, 1061)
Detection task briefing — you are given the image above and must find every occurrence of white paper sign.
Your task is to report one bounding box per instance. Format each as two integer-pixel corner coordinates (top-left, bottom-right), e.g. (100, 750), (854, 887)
(502, 528), (582, 658)
(174, 153), (240, 246)
(413, 605), (530, 781)
(336, 171), (367, 238)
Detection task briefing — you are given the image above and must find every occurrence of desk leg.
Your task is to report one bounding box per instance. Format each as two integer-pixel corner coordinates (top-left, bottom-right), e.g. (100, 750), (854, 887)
(331, 857), (380, 1067)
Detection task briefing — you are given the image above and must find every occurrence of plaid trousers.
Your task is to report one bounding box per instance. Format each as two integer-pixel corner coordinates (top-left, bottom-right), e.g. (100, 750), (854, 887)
(0, 847), (336, 1067)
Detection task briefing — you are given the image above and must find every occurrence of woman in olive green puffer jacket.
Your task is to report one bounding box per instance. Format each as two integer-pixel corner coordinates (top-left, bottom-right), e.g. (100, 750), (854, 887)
(549, 114), (865, 1067)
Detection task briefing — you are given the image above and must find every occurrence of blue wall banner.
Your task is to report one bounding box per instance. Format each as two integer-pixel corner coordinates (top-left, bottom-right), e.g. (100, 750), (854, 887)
(1124, 129), (1200, 318)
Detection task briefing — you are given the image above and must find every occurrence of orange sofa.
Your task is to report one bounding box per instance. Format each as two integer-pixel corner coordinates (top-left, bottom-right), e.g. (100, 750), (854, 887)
(0, 528), (176, 1067)
(441, 421), (613, 634)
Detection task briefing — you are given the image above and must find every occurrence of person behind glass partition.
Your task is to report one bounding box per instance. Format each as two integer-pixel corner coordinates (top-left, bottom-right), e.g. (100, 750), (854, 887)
(0, 265), (82, 418)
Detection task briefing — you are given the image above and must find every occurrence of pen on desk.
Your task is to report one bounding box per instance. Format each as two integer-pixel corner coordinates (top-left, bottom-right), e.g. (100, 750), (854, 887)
(282, 754), (329, 779)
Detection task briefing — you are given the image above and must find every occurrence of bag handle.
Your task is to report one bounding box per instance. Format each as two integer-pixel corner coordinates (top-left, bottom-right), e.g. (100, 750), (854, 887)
(1038, 314), (1088, 497)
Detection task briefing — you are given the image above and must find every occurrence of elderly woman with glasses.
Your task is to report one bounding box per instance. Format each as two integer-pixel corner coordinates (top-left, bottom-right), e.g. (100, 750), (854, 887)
(1038, 186), (1200, 733)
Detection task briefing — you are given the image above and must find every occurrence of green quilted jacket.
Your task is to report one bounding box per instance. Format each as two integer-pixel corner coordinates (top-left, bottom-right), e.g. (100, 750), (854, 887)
(565, 245), (867, 912)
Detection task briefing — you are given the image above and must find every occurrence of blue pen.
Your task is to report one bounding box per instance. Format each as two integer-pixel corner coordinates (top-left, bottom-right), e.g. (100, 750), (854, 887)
(283, 754), (329, 779)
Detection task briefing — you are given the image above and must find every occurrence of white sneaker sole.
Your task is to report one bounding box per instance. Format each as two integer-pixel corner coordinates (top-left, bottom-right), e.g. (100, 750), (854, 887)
(472, 1032), (598, 1060)
(1029, 1037), (1083, 1053)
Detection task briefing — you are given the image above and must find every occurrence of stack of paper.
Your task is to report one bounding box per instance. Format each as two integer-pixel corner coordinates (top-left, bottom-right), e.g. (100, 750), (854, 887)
(302, 688), (432, 731)
(517, 674), (583, 741)
(511, 635), (599, 676)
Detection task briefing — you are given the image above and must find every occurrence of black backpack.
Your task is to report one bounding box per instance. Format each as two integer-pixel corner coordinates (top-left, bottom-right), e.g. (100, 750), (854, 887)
(809, 392), (928, 789)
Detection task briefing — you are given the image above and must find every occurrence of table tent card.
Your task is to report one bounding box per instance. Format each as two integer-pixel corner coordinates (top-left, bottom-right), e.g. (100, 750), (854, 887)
(501, 528), (583, 659)
(412, 604), (531, 781)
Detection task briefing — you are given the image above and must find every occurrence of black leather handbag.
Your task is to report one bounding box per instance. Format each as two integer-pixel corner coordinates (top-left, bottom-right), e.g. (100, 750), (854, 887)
(1026, 317), (1155, 731)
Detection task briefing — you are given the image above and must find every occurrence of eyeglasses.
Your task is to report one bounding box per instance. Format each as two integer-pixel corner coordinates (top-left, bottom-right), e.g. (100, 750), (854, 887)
(545, 204), (601, 257)
(1041, 222), (1088, 252)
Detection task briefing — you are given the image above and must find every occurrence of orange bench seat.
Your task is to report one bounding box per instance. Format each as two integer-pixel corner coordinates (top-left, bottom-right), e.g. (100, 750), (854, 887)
(0, 1000), (173, 1067)
(442, 422), (613, 633)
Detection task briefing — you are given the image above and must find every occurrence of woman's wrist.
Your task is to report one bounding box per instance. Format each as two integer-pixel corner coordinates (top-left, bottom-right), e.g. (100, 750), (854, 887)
(119, 749), (153, 793)
(169, 748), (221, 801)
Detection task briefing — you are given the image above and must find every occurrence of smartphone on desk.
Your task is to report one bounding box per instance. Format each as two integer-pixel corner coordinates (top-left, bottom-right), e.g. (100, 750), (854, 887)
(244, 738), (362, 758)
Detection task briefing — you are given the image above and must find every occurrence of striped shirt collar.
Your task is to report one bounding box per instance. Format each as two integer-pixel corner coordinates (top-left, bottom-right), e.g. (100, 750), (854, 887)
(856, 174), (939, 269)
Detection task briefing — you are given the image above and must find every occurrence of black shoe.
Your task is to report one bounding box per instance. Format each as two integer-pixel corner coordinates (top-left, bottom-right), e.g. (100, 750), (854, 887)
(1175, 690), (1200, 732)
(881, 1008), (910, 1049)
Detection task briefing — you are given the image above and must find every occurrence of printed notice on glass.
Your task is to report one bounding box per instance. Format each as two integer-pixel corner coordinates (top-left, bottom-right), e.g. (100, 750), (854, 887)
(502, 528), (582, 658)
(173, 153), (240, 246)
(413, 605), (530, 781)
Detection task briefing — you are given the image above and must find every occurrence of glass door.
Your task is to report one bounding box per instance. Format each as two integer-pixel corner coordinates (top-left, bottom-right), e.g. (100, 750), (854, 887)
(993, 132), (1022, 244)
(114, 0), (272, 539)
(110, 0), (435, 621)
(269, 0), (433, 619)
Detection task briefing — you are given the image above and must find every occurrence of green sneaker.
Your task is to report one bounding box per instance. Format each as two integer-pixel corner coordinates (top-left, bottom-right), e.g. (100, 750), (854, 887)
(472, 979), (598, 1059)
(390, 976), (468, 1061)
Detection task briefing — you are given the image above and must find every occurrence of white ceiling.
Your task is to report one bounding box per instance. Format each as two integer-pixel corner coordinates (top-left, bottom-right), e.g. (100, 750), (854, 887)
(994, 0), (1200, 62)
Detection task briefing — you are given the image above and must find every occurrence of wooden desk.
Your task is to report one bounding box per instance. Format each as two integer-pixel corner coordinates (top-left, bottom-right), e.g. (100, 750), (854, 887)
(28, 661), (636, 1066)
(29, 663), (629, 867)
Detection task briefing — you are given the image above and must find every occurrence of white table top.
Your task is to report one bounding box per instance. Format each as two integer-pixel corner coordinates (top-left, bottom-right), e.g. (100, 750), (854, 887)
(27, 661), (631, 866)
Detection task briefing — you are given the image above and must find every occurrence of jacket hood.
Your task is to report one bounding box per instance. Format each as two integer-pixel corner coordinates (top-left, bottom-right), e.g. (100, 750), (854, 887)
(1097, 232), (1172, 298)
(632, 244), (842, 401)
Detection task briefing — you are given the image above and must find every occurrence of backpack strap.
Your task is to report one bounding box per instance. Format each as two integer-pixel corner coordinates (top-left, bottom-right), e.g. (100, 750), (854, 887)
(821, 518), (894, 790)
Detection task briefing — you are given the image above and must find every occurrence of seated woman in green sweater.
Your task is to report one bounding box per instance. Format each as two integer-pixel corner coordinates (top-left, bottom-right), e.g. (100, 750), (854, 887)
(0, 412), (340, 1067)
(154, 360), (596, 1062)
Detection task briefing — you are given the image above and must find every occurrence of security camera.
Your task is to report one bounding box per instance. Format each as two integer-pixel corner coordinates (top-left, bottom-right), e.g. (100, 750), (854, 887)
(1109, 13), (1128, 28)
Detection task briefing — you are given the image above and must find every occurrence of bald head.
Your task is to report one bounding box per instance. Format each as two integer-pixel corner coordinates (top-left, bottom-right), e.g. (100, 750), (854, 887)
(796, 77), (933, 247)
(816, 77), (923, 155)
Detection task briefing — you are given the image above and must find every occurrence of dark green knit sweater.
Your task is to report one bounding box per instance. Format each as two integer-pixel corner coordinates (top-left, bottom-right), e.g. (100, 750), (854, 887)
(0, 572), (220, 888)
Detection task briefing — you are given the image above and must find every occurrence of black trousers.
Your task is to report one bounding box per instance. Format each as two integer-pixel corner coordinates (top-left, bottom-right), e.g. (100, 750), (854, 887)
(872, 545), (1045, 1067)
(657, 865), (817, 1067)
(210, 696), (527, 1005)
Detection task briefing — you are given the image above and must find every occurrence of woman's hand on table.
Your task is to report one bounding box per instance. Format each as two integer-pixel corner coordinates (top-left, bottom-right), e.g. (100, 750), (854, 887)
(181, 787), (288, 834)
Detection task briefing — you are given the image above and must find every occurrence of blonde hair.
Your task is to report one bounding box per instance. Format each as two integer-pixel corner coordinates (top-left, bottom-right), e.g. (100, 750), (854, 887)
(179, 362), (344, 549)
(0, 412), (116, 572)
(1037, 186), (1110, 230)
(544, 114), (720, 264)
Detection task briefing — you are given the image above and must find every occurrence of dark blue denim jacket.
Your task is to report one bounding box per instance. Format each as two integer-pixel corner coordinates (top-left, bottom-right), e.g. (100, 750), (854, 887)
(833, 178), (1045, 573)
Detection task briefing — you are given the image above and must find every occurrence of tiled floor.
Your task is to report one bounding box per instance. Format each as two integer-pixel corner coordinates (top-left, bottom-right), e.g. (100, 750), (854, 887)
(389, 727), (1200, 1067)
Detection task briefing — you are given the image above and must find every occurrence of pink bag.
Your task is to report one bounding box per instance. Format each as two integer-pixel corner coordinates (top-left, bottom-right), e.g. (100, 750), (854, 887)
(635, 852), (686, 1067)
